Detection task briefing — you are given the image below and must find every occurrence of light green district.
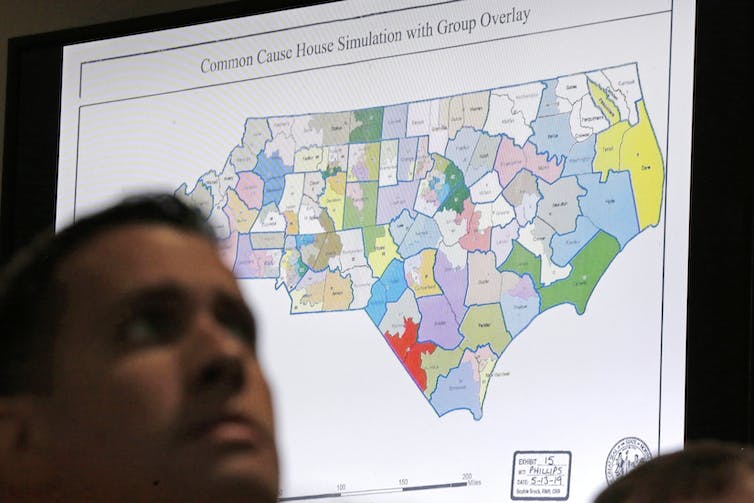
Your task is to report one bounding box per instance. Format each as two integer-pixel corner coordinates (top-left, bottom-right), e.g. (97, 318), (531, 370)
(460, 303), (512, 356)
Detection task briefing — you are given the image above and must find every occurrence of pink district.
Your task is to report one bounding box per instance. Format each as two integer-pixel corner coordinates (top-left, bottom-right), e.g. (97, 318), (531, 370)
(494, 136), (564, 187)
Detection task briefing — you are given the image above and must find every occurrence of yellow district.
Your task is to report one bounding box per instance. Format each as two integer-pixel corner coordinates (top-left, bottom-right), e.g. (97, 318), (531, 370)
(421, 346), (463, 397)
(460, 304), (511, 356)
(294, 146), (327, 172)
(619, 100), (665, 229)
(321, 172), (346, 230)
(409, 249), (442, 297)
(365, 142), (382, 181)
(588, 79), (621, 125)
(477, 352), (497, 405)
(226, 189), (259, 233)
(594, 121), (630, 182)
(367, 225), (399, 278)
(290, 280), (325, 313)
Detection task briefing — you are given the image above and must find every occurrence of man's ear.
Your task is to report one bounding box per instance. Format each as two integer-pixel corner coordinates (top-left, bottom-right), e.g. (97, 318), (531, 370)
(0, 396), (52, 489)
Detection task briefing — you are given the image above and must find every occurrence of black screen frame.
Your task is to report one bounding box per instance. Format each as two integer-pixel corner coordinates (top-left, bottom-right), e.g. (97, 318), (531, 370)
(2, 1), (753, 444)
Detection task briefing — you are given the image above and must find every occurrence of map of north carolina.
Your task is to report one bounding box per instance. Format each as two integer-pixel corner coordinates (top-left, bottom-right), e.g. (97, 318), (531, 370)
(177, 63), (664, 420)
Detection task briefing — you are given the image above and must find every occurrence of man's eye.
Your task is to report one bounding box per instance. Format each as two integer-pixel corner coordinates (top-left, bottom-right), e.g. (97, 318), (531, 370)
(215, 303), (256, 347)
(221, 317), (256, 346)
(226, 318), (256, 345)
(118, 308), (180, 346)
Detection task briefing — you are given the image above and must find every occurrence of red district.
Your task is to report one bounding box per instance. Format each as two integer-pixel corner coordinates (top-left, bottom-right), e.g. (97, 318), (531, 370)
(384, 317), (437, 390)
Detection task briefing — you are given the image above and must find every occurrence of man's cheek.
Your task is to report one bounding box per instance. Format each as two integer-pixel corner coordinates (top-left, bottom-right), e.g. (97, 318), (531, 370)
(248, 363), (275, 430)
(109, 352), (183, 436)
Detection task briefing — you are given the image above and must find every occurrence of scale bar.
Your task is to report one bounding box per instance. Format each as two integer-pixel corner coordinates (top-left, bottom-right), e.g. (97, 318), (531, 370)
(403, 482), (469, 491)
(279, 481), (469, 501)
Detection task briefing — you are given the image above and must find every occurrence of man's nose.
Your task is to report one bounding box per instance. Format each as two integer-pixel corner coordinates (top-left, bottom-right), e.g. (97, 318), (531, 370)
(184, 311), (250, 394)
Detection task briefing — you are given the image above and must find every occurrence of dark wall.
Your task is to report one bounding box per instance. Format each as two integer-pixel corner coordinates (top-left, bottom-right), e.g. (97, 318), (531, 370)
(0, 0), (234, 212)
(685, 0), (754, 443)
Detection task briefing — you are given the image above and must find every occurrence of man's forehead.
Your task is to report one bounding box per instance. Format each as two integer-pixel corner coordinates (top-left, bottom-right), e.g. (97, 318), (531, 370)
(56, 223), (235, 292)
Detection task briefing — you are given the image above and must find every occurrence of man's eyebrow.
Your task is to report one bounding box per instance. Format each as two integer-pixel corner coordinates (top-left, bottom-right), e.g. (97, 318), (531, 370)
(214, 290), (257, 323)
(118, 283), (190, 306)
(118, 283), (252, 314)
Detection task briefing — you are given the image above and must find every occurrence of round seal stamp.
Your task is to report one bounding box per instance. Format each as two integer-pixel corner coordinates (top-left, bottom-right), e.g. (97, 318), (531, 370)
(605, 437), (652, 483)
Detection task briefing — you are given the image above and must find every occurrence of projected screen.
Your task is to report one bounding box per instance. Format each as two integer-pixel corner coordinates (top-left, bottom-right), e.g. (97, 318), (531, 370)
(56, 1), (695, 501)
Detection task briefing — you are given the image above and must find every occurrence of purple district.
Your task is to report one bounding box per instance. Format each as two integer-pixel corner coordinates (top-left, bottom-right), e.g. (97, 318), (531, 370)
(232, 235), (279, 279)
(397, 136), (419, 181)
(351, 163), (371, 182)
(232, 234), (256, 277)
(416, 294), (463, 349)
(377, 179), (420, 225)
(509, 274), (537, 299)
(382, 104), (408, 139)
(433, 248), (468, 321)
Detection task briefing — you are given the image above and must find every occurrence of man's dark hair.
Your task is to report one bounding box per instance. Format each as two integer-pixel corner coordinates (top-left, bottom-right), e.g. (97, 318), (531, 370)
(595, 441), (754, 503)
(0, 194), (215, 395)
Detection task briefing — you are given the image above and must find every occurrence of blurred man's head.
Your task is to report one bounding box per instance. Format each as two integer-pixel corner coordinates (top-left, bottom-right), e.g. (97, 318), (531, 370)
(0, 195), (278, 502)
(595, 442), (754, 503)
